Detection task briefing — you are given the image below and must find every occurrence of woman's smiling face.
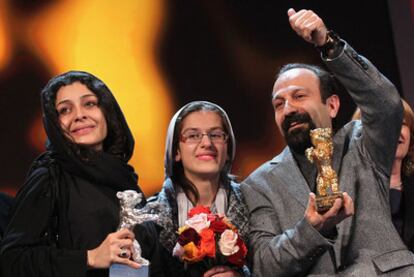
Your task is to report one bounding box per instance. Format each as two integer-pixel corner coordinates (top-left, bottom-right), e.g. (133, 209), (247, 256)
(55, 81), (107, 150)
(175, 110), (228, 182)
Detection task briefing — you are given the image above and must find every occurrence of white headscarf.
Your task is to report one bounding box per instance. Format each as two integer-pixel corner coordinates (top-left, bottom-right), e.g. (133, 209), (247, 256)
(163, 100), (236, 179)
(163, 101), (236, 225)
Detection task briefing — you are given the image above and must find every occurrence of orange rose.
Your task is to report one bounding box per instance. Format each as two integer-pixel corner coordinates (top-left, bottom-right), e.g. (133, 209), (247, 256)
(199, 228), (216, 258)
(182, 242), (205, 262)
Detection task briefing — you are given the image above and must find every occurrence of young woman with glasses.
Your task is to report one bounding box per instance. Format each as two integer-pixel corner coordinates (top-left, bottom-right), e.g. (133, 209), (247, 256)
(148, 101), (250, 276)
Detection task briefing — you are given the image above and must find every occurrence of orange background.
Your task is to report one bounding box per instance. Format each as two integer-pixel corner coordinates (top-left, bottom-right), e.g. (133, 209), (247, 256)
(0, 0), (408, 197)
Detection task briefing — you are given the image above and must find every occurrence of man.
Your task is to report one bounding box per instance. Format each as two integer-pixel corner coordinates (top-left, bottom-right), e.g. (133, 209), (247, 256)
(241, 8), (414, 276)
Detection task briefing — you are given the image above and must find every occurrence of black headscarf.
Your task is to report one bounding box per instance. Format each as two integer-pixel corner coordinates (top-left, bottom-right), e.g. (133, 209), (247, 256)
(0, 71), (145, 277)
(39, 70), (139, 193)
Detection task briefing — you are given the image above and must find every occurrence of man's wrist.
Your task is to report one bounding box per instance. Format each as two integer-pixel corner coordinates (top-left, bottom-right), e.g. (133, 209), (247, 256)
(316, 30), (342, 57)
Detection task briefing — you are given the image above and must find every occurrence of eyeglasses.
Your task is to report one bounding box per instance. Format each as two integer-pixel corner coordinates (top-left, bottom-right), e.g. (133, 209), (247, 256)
(180, 129), (228, 144)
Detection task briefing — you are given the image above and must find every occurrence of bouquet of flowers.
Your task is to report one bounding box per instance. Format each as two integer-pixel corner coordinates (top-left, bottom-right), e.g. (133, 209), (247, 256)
(172, 206), (247, 271)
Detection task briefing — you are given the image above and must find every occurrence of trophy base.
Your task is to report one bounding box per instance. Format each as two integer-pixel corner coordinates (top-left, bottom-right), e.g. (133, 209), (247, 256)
(110, 264), (148, 277)
(315, 192), (343, 214)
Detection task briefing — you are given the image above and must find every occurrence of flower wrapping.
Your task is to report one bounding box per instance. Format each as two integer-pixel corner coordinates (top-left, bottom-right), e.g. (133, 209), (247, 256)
(172, 206), (247, 269)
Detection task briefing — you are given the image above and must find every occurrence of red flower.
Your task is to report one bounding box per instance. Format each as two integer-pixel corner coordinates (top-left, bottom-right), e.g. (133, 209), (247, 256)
(210, 219), (229, 234)
(188, 206), (211, 217)
(227, 237), (248, 267)
(177, 228), (201, 246)
(174, 206), (247, 269)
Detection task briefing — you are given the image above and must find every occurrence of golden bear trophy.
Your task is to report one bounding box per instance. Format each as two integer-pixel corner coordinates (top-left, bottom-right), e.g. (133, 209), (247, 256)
(306, 128), (343, 213)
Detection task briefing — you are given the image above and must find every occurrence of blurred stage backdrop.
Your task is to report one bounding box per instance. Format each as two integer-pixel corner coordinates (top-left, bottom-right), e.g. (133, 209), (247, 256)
(0, 0), (412, 197)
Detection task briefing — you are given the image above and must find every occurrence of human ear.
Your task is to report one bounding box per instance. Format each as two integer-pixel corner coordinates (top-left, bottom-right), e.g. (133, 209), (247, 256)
(175, 149), (181, 162)
(327, 94), (340, 118)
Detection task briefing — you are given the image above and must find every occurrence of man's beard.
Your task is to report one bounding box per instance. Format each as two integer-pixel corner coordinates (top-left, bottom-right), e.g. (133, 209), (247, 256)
(282, 112), (317, 154)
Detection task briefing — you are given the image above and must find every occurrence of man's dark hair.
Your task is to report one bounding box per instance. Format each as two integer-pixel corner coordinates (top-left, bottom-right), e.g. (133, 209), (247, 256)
(276, 63), (341, 103)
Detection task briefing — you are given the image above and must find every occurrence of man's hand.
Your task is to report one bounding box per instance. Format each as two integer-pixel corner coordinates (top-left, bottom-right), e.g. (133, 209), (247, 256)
(287, 8), (328, 46)
(305, 192), (354, 233)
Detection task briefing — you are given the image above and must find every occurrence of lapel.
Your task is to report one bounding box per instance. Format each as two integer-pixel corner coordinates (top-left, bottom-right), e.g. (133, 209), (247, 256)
(331, 124), (356, 268)
(270, 147), (310, 208)
(332, 134), (343, 178)
(332, 123), (356, 200)
(269, 126), (354, 208)
(270, 132), (355, 268)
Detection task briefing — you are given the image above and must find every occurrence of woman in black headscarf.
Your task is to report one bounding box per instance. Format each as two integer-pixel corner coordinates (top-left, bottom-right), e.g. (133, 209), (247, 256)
(0, 71), (158, 277)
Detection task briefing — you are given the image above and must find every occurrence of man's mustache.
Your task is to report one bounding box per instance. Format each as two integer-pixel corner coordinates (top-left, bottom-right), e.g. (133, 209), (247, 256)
(282, 112), (312, 134)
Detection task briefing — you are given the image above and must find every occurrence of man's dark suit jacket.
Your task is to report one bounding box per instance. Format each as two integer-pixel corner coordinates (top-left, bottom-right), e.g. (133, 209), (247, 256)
(242, 42), (414, 276)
